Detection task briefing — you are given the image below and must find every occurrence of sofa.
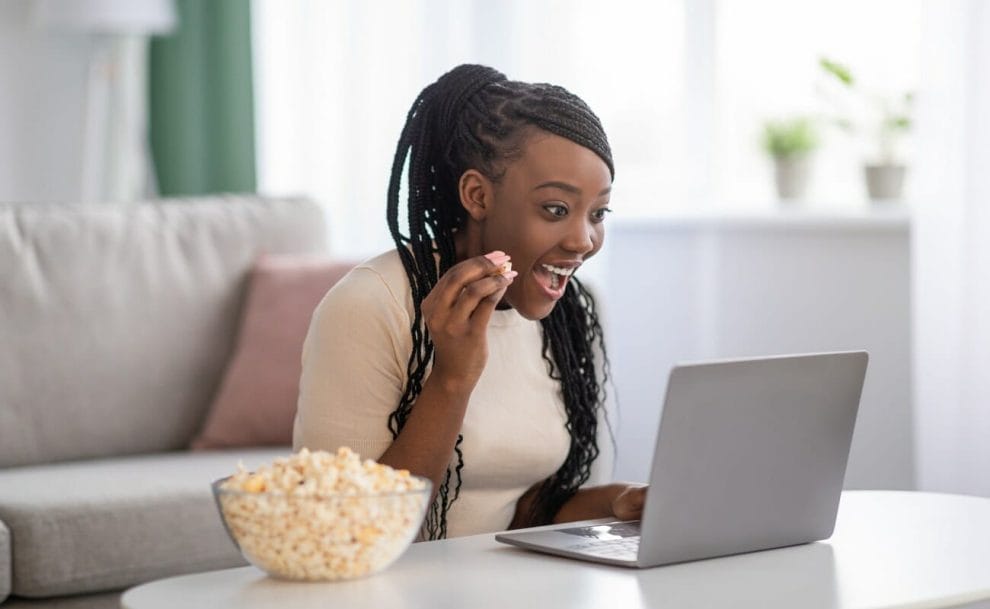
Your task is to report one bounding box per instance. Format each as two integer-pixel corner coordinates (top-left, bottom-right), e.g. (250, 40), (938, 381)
(0, 195), (329, 608)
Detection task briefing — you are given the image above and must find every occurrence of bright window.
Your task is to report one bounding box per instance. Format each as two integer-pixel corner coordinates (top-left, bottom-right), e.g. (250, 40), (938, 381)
(253, 1), (922, 257)
(714, 0), (922, 208)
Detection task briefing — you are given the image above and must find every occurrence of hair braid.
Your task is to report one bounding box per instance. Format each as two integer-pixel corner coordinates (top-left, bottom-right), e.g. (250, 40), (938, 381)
(385, 65), (614, 539)
(527, 277), (611, 524)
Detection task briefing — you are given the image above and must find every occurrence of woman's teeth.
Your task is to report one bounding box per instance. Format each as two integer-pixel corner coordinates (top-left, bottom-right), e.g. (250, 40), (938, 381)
(541, 264), (575, 276)
(541, 264), (575, 291)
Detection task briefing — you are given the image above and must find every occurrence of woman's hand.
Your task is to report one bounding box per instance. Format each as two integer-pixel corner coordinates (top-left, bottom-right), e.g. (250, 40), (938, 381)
(421, 251), (517, 394)
(610, 484), (648, 521)
(543, 483), (650, 526)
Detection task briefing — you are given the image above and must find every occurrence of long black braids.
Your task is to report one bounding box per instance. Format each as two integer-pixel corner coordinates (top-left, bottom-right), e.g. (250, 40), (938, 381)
(385, 64), (615, 539)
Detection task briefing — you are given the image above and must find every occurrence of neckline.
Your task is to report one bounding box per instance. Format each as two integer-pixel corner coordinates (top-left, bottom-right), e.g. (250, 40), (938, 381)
(489, 307), (525, 328)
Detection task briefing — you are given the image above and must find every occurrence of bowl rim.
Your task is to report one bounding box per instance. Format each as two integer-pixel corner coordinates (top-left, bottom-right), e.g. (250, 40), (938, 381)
(211, 475), (433, 500)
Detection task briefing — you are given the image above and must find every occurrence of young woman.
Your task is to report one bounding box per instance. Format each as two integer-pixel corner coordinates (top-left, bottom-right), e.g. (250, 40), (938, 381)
(294, 64), (646, 540)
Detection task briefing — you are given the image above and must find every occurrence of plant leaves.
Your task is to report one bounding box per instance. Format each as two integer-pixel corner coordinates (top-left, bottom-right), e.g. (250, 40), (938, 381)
(819, 57), (854, 86)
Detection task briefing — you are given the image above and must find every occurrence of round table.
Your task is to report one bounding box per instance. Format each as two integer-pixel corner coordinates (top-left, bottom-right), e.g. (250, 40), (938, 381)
(123, 491), (990, 609)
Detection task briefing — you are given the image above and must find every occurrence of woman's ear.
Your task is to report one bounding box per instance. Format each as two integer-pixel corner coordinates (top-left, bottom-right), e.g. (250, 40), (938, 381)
(458, 169), (493, 222)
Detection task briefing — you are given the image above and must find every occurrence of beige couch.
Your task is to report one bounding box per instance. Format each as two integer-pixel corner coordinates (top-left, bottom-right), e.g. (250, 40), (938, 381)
(0, 196), (327, 608)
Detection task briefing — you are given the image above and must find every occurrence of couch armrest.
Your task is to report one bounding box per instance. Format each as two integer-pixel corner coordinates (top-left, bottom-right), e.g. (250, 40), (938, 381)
(0, 518), (10, 603)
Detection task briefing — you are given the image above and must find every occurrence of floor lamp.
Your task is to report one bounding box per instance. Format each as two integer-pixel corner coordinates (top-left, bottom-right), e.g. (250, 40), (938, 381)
(33, 0), (176, 203)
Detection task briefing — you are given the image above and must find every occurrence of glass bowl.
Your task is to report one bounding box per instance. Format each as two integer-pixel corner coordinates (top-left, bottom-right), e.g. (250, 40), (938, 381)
(211, 476), (431, 581)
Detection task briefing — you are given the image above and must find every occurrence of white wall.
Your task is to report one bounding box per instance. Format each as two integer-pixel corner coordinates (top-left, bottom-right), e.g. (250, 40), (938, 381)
(602, 208), (914, 491)
(0, 0), (92, 203)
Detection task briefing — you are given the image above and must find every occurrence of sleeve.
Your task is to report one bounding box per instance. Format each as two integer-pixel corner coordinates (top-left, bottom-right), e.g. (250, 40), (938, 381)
(292, 265), (413, 461)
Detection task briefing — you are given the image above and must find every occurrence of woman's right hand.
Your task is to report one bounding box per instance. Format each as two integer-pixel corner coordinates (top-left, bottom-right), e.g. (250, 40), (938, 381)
(421, 251), (517, 394)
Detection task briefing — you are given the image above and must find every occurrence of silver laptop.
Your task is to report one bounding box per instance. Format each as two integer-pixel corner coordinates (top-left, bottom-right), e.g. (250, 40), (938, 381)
(495, 350), (868, 568)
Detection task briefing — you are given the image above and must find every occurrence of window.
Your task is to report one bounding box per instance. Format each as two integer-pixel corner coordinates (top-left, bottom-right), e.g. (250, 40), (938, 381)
(714, 0), (922, 207)
(253, 1), (922, 257)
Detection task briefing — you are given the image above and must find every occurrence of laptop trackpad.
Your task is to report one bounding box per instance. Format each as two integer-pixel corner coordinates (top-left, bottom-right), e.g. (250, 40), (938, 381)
(559, 521), (641, 540)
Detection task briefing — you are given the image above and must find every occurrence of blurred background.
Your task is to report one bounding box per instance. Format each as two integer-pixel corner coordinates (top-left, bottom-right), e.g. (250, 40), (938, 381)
(2, 0), (987, 496)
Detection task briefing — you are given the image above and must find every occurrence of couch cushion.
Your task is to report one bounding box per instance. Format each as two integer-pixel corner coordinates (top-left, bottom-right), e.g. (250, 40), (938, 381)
(0, 196), (326, 467)
(191, 254), (355, 449)
(0, 519), (9, 603)
(0, 448), (288, 597)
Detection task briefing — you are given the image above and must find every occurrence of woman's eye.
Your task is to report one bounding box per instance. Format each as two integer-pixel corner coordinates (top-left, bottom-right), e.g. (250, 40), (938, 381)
(544, 203), (568, 218)
(592, 207), (613, 222)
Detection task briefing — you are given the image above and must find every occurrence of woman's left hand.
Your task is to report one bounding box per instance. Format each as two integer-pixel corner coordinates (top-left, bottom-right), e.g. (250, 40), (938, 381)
(610, 484), (648, 521)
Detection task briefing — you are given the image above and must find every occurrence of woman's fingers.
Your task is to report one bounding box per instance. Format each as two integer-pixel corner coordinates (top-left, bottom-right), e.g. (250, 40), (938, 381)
(611, 485), (649, 521)
(425, 251), (516, 332)
(431, 251), (511, 311)
(463, 272), (517, 329)
(451, 263), (516, 314)
(430, 271), (515, 337)
(421, 252), (516, 388)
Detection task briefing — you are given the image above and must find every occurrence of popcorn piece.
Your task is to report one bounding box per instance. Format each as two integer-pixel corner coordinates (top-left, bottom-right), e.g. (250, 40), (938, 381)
(242, 475), (266, 493)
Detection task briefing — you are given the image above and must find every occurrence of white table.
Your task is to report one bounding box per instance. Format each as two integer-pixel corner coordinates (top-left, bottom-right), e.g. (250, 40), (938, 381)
(123, 491), (990, 609)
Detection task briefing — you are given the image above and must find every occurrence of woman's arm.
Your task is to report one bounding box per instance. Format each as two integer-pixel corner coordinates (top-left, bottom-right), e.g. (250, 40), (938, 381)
(509, 482), (648, 528)
(377, 252), (515, 505)
(295, 252), (512, 510)
(375, 373), (473, 506)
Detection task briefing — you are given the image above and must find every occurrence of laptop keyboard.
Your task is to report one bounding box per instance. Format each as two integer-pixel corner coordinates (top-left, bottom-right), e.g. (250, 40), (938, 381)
(569, 536), (640, 559)
(558, 521), (642, 560)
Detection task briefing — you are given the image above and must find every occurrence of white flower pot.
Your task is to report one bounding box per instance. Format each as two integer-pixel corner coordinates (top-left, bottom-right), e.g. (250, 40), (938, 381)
(773, 156), (811, 201)
(865, 164), (907, 200)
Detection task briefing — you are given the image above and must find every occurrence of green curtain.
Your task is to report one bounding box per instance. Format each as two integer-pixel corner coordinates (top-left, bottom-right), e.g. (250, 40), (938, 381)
(149, 0), (256, 196)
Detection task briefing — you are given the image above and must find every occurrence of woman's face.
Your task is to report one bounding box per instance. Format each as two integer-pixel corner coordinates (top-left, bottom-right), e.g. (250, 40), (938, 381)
(473, 132), (612, 320)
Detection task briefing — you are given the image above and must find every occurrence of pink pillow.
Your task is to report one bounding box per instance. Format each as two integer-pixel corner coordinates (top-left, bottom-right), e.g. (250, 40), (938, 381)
(191, 254), (354, 450)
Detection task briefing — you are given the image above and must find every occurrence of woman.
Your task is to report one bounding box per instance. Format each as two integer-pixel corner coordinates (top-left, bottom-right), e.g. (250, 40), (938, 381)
(294, 64), (646, 540)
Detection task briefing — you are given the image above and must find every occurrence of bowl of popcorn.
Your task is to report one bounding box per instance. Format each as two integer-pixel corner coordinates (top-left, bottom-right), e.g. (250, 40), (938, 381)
(212, 447), (430, 581)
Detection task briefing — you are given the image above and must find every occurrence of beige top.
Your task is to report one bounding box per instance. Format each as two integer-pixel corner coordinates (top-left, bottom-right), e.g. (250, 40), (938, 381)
(293, 249), (571, 538)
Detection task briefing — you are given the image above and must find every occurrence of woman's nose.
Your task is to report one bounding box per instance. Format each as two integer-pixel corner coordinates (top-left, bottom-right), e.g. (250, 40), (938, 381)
(561, 217), (597, 255)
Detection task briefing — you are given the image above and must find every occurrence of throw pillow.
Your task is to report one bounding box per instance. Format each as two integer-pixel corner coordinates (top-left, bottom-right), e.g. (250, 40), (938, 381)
(191, 254), (354, 449)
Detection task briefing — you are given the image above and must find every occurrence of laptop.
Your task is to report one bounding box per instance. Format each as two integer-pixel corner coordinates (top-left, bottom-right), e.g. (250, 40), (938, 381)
(495, 350), (868, 568)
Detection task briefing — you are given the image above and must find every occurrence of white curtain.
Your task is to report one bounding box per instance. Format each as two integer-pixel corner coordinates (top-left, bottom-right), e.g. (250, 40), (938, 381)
(251, 0), (684, 258)
(913, 0), (990, 496)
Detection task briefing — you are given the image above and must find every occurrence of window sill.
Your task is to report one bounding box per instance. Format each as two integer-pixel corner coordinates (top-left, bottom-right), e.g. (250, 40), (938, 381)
(611, 202), (912, 231)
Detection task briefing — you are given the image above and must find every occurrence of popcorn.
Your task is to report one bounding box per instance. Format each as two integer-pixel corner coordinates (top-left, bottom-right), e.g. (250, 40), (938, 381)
(494, 260), (513, 277)
(216, 447), (429, 581)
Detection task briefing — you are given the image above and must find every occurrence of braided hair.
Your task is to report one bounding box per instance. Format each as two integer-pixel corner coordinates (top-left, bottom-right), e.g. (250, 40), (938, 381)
(386, 64), (614, 539)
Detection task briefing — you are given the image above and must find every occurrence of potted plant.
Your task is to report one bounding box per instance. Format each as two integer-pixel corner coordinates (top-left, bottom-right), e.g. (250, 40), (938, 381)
(762, 116), (820, 201)
(818, 57), (914, 201)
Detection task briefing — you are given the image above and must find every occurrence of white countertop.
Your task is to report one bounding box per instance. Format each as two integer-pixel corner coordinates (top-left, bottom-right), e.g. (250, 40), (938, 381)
(122, 491), (990, 609)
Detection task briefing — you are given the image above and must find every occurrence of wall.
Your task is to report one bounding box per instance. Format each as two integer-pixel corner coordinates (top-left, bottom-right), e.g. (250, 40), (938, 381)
(0, 0), (92, 203)
(602, 208), (914, 491)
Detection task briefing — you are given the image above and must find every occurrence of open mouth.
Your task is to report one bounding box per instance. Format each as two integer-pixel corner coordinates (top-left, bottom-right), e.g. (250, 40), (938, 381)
(533, 263), (576, 298)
